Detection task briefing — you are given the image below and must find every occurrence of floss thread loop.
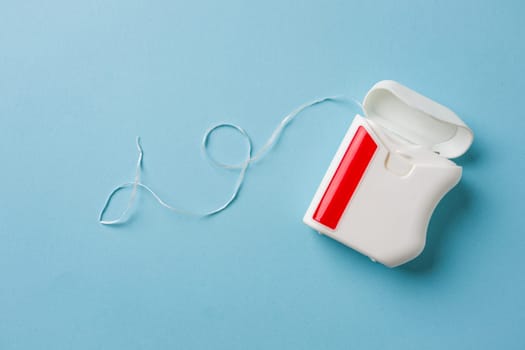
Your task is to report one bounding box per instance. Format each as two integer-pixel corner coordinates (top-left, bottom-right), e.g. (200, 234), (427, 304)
(99, 95), (363, 224)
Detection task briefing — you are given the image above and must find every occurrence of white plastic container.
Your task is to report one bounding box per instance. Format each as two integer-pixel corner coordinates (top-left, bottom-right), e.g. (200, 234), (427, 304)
(303, 80), (473, 267)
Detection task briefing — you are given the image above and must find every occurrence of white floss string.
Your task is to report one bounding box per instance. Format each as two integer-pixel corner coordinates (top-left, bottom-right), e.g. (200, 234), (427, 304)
(99, 95), (363, 225)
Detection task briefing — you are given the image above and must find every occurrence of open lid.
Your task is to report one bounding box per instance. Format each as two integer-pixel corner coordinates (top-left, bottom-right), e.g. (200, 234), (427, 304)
(362, 80), (473, 158)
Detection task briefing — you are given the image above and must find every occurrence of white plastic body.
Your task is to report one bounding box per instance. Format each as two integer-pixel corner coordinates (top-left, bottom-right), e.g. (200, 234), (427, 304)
(303, 81), (473, 267)
(303, 116), (461, 267)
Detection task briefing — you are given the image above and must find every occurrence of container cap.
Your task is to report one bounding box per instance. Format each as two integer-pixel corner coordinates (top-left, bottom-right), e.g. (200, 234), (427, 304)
(363, 80), (473, 158)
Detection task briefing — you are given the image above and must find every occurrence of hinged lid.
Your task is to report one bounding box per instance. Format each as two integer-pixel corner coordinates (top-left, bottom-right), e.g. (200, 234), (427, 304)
(363, 80), (473, 158)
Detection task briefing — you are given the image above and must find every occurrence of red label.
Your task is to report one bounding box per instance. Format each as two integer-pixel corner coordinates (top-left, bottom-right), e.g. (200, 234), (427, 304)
(313, 126), (377, 230)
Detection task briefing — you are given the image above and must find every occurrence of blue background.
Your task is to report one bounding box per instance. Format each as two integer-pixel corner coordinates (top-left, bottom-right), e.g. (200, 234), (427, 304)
(1, 0), (524, 349)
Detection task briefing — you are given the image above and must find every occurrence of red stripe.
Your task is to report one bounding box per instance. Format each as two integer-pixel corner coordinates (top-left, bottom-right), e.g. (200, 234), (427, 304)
(313, 126), (377, 229)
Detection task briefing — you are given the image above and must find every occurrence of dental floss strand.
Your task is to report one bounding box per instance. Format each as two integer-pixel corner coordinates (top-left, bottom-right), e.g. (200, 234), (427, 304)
(99, 96), (363, 225)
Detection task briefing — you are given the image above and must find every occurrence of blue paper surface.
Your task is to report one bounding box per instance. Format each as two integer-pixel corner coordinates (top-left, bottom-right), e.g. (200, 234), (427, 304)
(1, 1), (524, 348)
